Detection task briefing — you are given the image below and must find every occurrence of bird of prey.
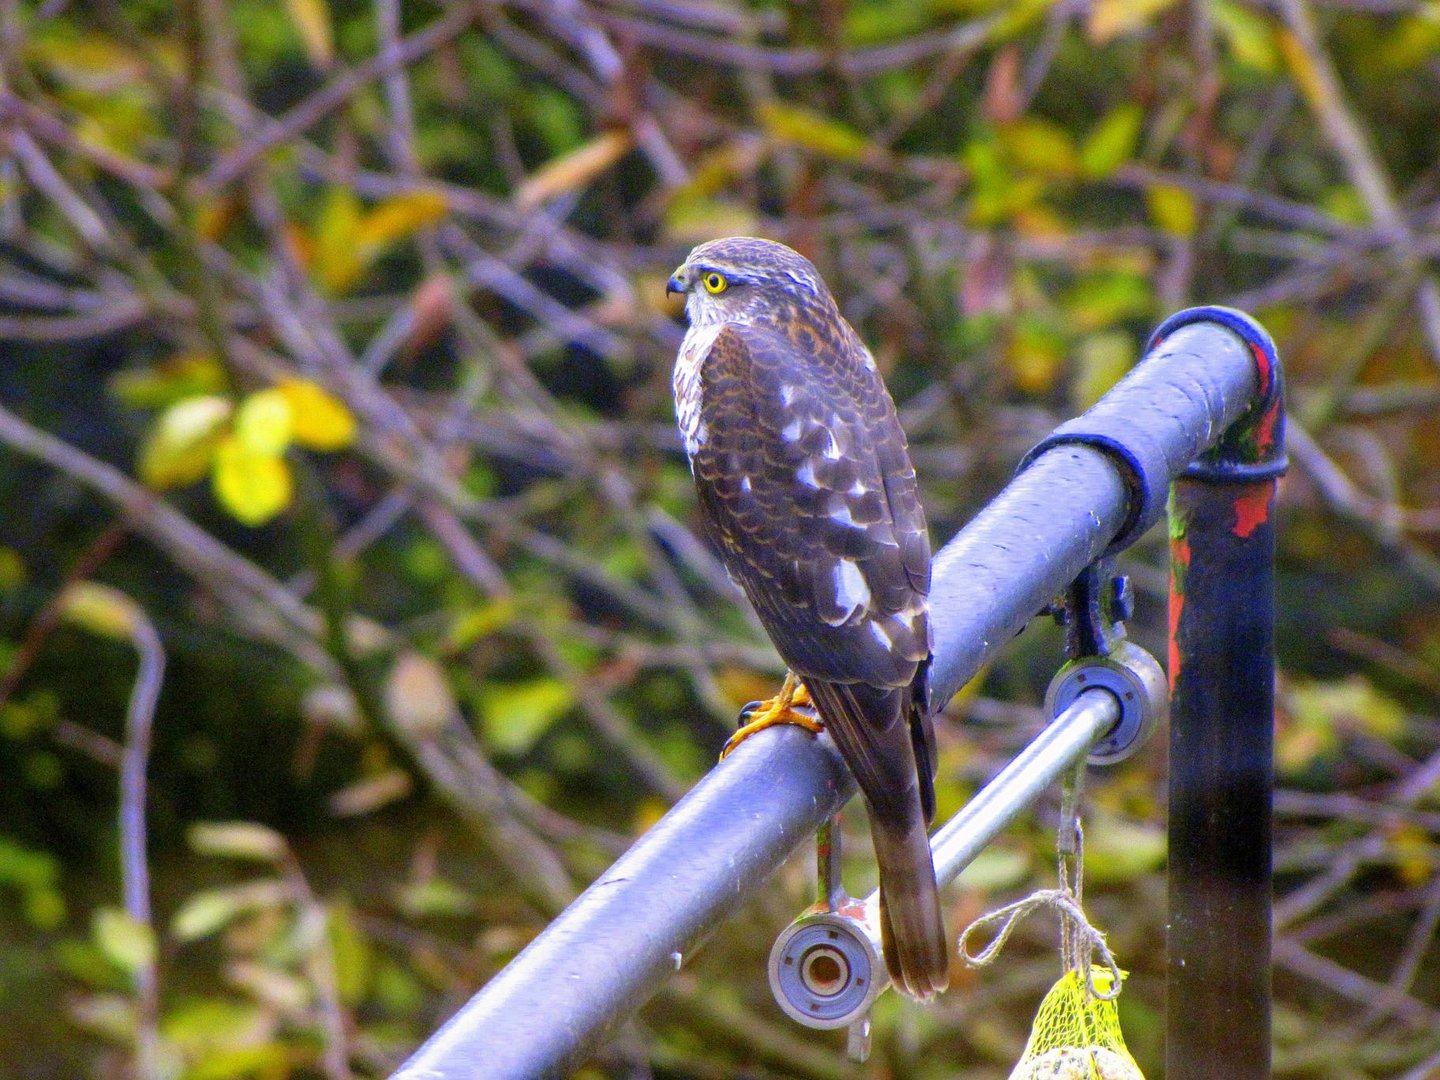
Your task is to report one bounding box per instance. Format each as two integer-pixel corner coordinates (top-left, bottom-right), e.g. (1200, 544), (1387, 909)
(666, 236), (948, 1000)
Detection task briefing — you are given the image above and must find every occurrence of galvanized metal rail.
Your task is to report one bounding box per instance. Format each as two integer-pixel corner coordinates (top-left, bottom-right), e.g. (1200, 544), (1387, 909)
(392, 309), (1278, 1080)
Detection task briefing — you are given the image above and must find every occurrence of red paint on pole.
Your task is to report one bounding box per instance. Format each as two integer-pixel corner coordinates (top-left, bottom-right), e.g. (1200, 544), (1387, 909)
(1231, 483), (1273, 539)
(1168, 535), (1191, 693)
(1249, 341), (1273, 395)
(1247, 343), (1282, 458)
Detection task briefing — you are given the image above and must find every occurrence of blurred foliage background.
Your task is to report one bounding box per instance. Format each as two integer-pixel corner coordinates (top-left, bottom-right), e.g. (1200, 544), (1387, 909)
(1, 0), (1439, 1077)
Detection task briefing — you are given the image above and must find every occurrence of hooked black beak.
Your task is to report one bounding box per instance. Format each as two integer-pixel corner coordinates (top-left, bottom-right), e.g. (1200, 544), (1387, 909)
(665, 273), (685, 297)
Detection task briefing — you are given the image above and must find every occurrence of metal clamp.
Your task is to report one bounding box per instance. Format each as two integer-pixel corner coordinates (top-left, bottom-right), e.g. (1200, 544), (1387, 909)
(1046, 560), (1167, 763)
(767, 817), (879, 1059)
(1045, 640), (1167, 764)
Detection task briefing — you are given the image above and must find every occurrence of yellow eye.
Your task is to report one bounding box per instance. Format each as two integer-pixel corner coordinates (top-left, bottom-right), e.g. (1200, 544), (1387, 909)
(702, 272), (729, 295)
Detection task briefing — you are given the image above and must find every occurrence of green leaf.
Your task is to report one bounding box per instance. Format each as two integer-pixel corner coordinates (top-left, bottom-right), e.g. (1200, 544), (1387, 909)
(1212, 0), (1280, 73)
(1064, 271), (1153, 332)
(1073, 331), (1137, 411)
(312, 185), (364, 293)
(1082, 810), (1167, 884)
(1005, 316), (1067, 395)
(477, 677), (575, 755)
(171, 879), (291, 941)
(447, 598), (518, 651)
(162, 998), (272, 1054)
(956, 844), (1033, 892)
(664, 196), (760, 245)
(394, 878), (476, 918)
(0, 837), (65, 930)
(328, 899), (372, 1005)
(1378, 7), (1440, 71)
(93, 908), (156, 976)
(1080, 104), (1144, 179)
(523, 87), (585, 154)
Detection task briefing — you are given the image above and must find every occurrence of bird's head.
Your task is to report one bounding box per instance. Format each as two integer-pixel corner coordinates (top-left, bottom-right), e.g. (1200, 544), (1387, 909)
(667, 237), (830, 328)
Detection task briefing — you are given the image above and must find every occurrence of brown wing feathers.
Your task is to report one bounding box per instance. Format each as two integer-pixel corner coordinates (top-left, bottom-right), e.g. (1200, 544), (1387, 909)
(688, 318), (948, 997)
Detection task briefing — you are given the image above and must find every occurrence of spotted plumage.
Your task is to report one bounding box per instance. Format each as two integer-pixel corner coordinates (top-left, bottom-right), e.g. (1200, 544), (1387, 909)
(667, 237), (948, 1000)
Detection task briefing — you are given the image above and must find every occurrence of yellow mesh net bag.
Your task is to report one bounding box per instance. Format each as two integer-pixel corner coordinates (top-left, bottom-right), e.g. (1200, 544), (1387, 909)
(1007, 969), (1143, 1080)
(960, 764), (1146, 1080)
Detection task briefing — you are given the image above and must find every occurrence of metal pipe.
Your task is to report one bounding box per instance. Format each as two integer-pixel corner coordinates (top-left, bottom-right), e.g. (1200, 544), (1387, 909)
(391, 313), (1272, 1080)
(768, 689), (1123, 1030)
(928, 318), (1258, 705)
(392, 722), (855, 1080)
(929, 689), (1119, 887)
(1160, 309), (1284, 1080)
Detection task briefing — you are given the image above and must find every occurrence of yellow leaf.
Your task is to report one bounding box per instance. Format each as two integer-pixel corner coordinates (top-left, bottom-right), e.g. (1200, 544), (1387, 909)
(313, 186), (364, 294)
(663, 195), (759, 244)
(1389, 824), (1435, 887)
(234, 388), (294, 456)
(139, 394), (232, 489)
(998, 117), (1078, 178)
(1088, 0), (1178, 43)
(1145, 183), (1198, 236)
(1277, 29), (1329, 116)
(212, 436), (293, 527)
(1212, 0), (1280, 73)
(60, 582), (142, 641)
(277, 379), (356, 450)
(284, 0), (334, 67)
(757, 102), (871, 162)
(1007, 319), (1066, 395)
(632, 798), (669, 835)
(515, 130), (635, 210)
(356, 191), (449, 254)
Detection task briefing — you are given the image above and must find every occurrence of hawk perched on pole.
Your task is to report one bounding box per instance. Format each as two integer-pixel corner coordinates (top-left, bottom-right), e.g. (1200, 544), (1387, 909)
(666, 237), (948, 1000)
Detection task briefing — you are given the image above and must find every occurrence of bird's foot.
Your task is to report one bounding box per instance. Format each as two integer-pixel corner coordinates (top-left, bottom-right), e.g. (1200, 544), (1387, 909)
(720, 673), (823, 760)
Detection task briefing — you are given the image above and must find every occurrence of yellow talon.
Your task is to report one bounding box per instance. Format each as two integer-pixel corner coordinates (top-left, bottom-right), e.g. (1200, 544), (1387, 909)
(720, 673), (823, 760)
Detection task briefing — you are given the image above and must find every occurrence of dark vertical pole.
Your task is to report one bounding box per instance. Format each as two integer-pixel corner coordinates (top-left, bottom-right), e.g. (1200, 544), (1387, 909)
(1158, 309), (1284, 1080)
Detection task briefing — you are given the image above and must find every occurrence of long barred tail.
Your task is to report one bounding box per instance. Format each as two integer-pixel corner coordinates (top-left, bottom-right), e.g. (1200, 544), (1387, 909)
(873, 813), (950, 999)
(803, 678), (950, 1000)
